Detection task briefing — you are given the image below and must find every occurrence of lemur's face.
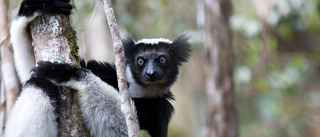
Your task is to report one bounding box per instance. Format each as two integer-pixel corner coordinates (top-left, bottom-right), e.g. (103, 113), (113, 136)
(123, 36), (191, 89)
(127, 45), (180, 88)
(133, 49), (172, 85)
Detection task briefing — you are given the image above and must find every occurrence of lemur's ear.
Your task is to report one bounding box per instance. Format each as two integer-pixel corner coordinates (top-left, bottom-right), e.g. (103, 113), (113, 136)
(169, 34), (192, 64)
(122, 36), (136, 59)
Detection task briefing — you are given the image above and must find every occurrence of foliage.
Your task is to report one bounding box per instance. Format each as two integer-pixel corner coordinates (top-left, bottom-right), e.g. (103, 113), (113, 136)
(138, 130), (151, 137)
(232, 0), (320, 136)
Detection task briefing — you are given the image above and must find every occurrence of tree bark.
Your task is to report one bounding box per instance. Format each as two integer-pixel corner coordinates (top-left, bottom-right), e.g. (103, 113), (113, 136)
(29, 14), (89, 137)
(101, 0), (140, 136)
(0, 0), (20, 121)
(198, 0), (237, 136)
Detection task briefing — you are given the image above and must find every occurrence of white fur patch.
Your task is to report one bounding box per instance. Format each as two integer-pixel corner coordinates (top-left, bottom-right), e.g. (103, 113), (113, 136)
(126, 66), (169, 98)
(136, 38), (173, 45)
(4, 85), (58, 137)
(11, 14), (39, 84)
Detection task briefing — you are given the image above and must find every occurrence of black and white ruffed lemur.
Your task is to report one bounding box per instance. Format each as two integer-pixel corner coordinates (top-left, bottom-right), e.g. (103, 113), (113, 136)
(4, 0), (192, 137)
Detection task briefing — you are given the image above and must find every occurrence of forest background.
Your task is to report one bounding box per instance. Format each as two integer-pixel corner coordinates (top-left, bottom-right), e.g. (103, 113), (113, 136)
(1, 0), (320, 136)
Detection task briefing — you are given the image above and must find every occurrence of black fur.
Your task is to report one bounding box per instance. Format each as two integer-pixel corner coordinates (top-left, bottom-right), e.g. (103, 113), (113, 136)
(123, 35), (191, 87)
(18, 0), (72, 17)
(86, 60), (119, 90)
(31, 61), (89, 83)
(133, 96), (174, 137)
(122, 36), (136, 60)
(170, 35), (192, 64)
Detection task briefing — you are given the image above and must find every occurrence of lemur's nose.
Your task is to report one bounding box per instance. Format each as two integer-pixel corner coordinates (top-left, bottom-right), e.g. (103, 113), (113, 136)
(146, 71), (156, 79)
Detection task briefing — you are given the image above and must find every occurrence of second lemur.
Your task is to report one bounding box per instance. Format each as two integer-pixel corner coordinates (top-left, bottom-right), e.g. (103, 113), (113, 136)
(5, 0), (192, 137)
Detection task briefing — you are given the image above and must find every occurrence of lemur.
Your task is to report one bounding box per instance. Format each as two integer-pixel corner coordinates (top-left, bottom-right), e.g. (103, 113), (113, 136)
(4, 0), (191, 137)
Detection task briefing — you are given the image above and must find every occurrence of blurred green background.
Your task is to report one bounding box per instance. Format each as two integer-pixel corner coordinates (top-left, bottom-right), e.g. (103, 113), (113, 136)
(6, 0), (320, 136)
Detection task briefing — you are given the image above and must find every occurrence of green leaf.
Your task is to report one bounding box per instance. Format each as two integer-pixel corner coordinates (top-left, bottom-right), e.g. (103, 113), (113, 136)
(138, 130), (151, 137)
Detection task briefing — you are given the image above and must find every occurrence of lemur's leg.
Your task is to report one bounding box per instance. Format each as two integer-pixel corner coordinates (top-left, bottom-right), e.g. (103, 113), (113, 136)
(4, 78), (59, 137)
(32, 61), (128, 137)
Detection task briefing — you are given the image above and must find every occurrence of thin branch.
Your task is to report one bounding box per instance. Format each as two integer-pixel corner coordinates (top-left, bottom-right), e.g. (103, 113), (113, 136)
(0, 81), (5, 133)
(0, 36), (9, 47)
(101, 0), (139, 137)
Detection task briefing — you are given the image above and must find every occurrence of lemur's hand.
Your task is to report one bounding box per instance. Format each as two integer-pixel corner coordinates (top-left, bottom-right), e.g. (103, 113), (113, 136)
(31, 61), (89, 84)
(18, 0), (73, 17)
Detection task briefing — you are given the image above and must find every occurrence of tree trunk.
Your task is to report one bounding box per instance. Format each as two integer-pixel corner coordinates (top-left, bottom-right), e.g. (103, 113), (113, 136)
(29, 14), (89, 137)
(198, 0), (237, 136)
(102, 0), (140, 136)
(0, 0), (20, 122)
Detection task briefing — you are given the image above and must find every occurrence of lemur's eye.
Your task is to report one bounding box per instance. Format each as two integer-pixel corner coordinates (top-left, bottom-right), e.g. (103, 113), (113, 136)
(137, 58), (145, 66)
(159, 57), (167, 64)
